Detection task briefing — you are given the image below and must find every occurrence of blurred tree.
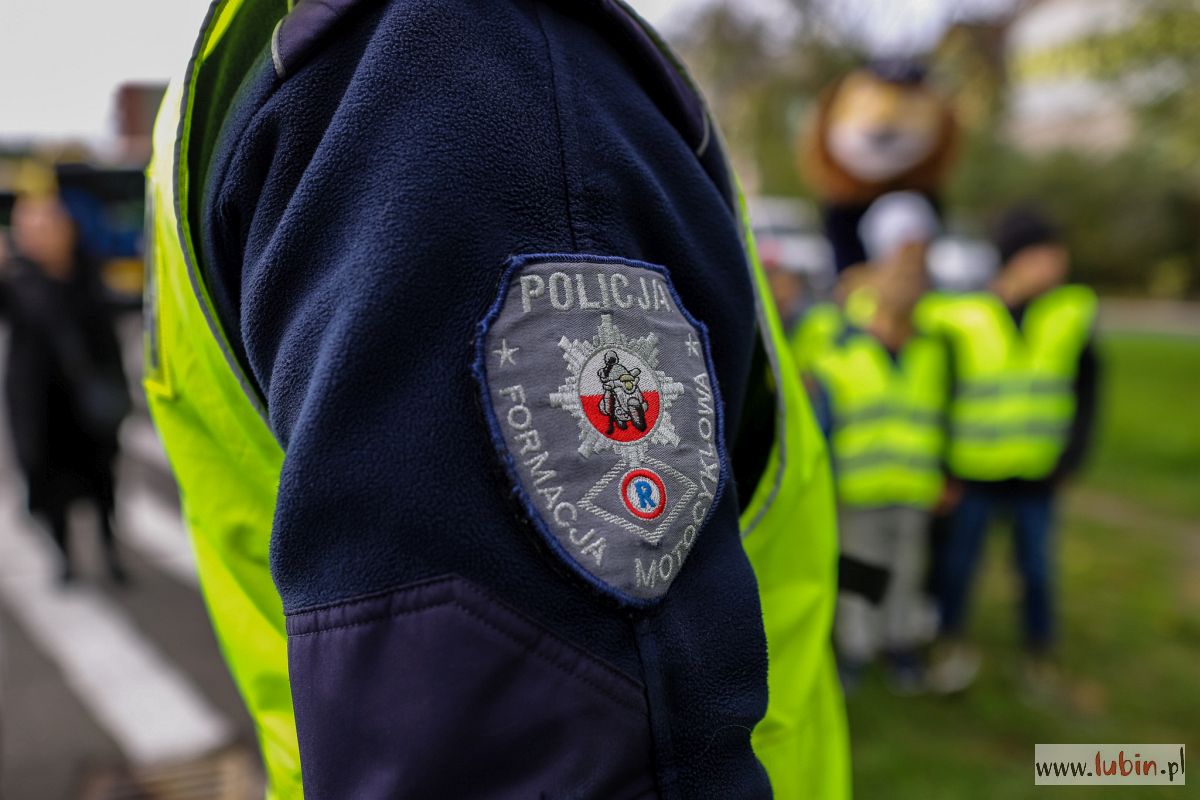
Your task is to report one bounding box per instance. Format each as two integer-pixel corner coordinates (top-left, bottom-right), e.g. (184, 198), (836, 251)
(947, 137), (1197, 295)
(930, 20), (1011, 132)
(668, 0), (1199, 296)
(969, 0), (1200, 295)
(1012, 0), (1200, 179)
(671, 0), (857, 196)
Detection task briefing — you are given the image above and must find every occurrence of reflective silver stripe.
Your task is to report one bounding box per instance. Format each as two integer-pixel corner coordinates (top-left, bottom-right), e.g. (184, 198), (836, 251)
(1029, 378), (1073, 394)
(835, 451), (941, 473)
(957, 377), (1072, 400)
(952, 420), (1071, 440)
(905, 409), (945, 426)
(835, 405), (944, 429)
(834, 404), (892, 426)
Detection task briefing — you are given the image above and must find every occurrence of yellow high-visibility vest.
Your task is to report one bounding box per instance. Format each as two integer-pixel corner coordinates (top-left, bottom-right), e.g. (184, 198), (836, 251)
(812, 332), (947, 509)
(788, 301), (844, 371)
(918, 287), (1097, 481)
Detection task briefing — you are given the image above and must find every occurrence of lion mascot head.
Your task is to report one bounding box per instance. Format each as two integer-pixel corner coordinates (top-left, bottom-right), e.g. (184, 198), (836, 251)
(803, 60), (959, 273)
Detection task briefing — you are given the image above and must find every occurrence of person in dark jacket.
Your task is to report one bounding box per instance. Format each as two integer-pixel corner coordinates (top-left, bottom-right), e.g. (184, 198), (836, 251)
(1, 189), (131, 584)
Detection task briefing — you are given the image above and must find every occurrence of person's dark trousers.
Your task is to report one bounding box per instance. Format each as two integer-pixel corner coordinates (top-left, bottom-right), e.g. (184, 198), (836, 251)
(925, 510), (953, 599)
(938, 482), (1056, 651)
(44, 506), (74, 582)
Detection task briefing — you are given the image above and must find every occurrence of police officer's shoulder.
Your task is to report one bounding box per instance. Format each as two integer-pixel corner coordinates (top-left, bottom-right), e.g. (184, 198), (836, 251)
(270, 0), (364, 80)
(271, 0), (535, 80)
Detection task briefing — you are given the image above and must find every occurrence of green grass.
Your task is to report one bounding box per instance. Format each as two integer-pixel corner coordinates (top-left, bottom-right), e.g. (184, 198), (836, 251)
(846, 333), (1200, 799)
(1086, 334), (1200, 518)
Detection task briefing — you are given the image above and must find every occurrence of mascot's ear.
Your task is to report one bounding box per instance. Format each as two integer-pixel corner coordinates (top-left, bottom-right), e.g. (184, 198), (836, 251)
(919, 100), (960, 192)
(801, 77), (879, 205)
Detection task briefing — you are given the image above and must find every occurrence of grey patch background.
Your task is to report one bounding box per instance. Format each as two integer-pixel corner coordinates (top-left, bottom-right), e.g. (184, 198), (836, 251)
(482, 260), (722, 602)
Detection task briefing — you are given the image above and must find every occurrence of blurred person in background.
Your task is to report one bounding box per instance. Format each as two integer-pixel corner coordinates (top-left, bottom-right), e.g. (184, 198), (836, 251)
(922, 207), (1099, 696)
(764, 259), (808, 330)
(808, 193), (948, 694)
(0, 176), (131, 585)
(792, 193), (940, 372)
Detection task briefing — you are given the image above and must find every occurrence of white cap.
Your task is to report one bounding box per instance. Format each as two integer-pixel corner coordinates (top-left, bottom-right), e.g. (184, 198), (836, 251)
(858, 191), (940, 262)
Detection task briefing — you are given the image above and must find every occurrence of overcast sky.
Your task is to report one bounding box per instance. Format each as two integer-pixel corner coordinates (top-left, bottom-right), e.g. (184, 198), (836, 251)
(0, 0), (1011, 143)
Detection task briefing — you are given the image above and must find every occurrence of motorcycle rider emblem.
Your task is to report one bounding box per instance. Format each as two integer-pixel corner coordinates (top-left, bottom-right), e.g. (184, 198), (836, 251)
(476, 255), (726, 605)
(590, 350), (654, 440)
(551, 315), (683, 465)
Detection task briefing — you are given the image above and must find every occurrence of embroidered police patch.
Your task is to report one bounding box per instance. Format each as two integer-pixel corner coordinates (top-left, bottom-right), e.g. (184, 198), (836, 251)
(475, 255), (727, 605)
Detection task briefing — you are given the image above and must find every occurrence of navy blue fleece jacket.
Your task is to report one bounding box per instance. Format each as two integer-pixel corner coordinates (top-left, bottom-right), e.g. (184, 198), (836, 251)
(194, 0), (773, 797)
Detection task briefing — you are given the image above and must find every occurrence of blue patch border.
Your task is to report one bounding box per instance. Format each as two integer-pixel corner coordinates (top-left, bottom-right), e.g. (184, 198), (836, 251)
(472, 253), (732, 608)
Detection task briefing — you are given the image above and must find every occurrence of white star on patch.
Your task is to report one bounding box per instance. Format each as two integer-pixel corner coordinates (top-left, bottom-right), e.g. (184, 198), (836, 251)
(493, 339), (519, 367)
(685, 333), (700, 358)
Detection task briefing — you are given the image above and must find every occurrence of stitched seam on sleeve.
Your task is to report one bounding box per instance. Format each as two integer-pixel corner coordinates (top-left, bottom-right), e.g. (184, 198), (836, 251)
(533, 3), (580, 253)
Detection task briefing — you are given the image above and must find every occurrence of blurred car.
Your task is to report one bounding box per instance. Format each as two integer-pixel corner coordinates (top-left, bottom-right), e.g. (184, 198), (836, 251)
(56, 164), (147, 308)
(0, 160), (146, 308)
(750, 195), (998, 296)
(749, 196), (837, 296)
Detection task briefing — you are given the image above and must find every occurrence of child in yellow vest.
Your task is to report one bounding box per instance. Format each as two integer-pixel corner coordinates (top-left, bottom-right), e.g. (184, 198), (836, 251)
(808, 194), (949, 693)
(926, 208), (1099, 696)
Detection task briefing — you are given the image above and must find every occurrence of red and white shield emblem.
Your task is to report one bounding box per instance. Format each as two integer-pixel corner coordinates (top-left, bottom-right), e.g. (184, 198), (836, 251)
(578, 348), (661, 443)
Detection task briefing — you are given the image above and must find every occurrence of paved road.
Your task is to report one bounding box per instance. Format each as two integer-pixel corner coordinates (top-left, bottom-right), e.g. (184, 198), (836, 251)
(1098, 298), (1200, 337)
(0, 319), (264, 800)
